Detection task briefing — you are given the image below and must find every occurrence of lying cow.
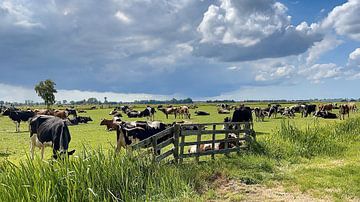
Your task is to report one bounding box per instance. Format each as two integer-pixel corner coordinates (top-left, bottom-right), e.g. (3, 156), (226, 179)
(2, 108), (35, 132)
(302, 104), (316, 117)
(218, 108), (230, 114)
(188, 133), (238, 153)
(314, 110), (337, 119)
(29, 115), (75, 159)
(68, 116), (93, 125)
(194, 111), (210, 116)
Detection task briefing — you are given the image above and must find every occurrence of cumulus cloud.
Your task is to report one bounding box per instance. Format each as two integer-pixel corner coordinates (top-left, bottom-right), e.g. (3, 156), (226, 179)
(348, 48), (360, 68)
(194, 0), (323, 62)
(306, 35), (343, 64)
(322, 0), (360, 41)
(299, 63), (343, 83)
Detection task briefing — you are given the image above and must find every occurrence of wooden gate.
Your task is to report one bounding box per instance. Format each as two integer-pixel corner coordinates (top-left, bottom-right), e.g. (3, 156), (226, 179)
(131, 122), (255, 163)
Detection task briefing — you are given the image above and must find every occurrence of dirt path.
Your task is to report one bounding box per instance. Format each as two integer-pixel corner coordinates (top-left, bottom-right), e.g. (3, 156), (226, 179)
(212, 179), (329, 201)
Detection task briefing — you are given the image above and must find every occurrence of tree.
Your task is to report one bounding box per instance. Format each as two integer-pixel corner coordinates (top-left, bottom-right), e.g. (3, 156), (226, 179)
(104, 97), (108, 103)
(34, 79), (57, 109)
(87, 97), (98, 104)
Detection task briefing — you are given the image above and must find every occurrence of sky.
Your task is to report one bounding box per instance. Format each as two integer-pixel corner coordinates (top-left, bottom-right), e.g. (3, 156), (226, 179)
(1, 0), (360, 102)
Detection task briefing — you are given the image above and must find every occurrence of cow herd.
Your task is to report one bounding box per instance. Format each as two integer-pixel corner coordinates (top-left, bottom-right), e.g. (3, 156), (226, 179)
(0, 102), (358, 160)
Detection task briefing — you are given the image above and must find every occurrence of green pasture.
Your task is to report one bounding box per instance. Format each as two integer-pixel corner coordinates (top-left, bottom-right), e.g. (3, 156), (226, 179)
(1, 103), (360, 201)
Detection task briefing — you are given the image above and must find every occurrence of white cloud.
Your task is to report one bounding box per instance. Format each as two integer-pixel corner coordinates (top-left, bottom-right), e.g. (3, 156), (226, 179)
(0, 83), (179, 103)
(348, 48), (360, 67)
(299, 63), (343, 83)
(306, 35), (343, 64)
(194, 0), (323, 62)
(322, 0), (360, 40)
(114, 10), (132, 24)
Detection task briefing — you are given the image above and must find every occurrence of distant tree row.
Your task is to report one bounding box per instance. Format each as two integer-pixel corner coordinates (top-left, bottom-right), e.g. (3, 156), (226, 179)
(133, 98), (193, 104)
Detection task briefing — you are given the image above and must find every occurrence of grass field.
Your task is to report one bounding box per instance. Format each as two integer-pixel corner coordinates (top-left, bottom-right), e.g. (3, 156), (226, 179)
(1, 103), (360, 201)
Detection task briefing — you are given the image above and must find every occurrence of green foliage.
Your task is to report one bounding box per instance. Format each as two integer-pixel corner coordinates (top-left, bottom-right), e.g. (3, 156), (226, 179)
(0, 149), (195, 201)
(34, 79), (57, 108)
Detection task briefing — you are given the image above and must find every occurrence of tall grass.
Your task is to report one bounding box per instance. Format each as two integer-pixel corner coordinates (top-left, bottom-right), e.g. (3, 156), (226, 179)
(0, 149), (196, 201)
(257, 118), (360, 160)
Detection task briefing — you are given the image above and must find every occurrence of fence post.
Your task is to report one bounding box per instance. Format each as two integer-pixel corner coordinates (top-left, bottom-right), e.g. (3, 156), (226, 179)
(211, 124), (216, 160)
(173, 125), (180, 164)
(152, 135), (158, 162)
(195, 127), (202, 163)
(224, 123), (229, 157)
(179, 126), (185, 164)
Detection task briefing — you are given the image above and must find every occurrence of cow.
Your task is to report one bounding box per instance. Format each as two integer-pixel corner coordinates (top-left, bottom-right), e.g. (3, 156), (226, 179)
(282, 107), (295, 118)
(319, 103), (333, 111)
(2, 108), (35, 132)
(231, 106), (252, 123)
(177, 106), (191, 119)
(339, 104), (350, 120)
(90, 106), (97, 110)
(253, 107), (265, 122)
(66, 108), (77, 117)
(29, 115), (75, 159)
(302, 104), (317, 117)
(100, 119), (119, 131)
(139, 106), (156, 121)
(314, 110), (337, 119)
(289, 104), (302, 113)
(126, 110), (141, 118)
(158, 107), (178, 119)
(68, 116), (93, 125)
(53, 110), (68, 119)
(115, 121), (170, 153)
(78, 110), (87, 113)
(34, 109), (54, 116)
(348, 103), (357, 112)
(188, 133), (238, 153)
(194, 111), (210, 116)
(268, 105), (280, 118)
(218, 108), (231, 114)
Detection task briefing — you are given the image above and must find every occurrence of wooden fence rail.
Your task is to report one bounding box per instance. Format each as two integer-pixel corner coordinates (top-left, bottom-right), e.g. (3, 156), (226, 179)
(130, 122), (255, 163)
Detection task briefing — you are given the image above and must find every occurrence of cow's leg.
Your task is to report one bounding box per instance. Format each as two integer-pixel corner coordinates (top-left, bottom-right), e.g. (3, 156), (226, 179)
(41, 146), (45, 160)
(30, 139), (35, 159)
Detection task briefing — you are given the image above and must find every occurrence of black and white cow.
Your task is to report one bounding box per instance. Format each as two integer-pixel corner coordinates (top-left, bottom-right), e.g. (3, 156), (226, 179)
(139, 106), (156, 121)
(29, 115), (75, 159)
(314, 110), (337, 119)
(253, 107), (266, 122)
(2, 108), (35, 132)
(115, 121), (170, 153)
(302, 104), (317, 117)
(194, 111), (210, 116)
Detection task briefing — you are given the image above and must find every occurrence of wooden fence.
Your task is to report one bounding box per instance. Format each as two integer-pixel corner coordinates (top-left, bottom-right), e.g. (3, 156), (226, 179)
(131, 122), (255, 163)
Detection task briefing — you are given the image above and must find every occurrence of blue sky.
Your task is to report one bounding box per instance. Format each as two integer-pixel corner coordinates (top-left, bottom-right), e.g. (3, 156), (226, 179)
(1, 0), (360, 102)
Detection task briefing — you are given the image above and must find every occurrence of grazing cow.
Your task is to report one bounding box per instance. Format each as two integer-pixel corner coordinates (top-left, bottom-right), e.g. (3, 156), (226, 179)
(159, 107), (178, 119)
(348, 103), (357, 112)
(218, 108), (231, 114)
(302, 104), (317, 117)
(253, 107), (265, 122)
(115, 121), (170, 153)
(29, 115), (75, 159)
(289, 104), (302, 113)
(339, 104), (350, 120)
(2, 108), (35, 132)
(139, 106), (156, 121)
(268, 105), (280, 118)
(282, 107), (295, 118)
(100, 119), (119, 131)
(319, 104), (333, 111)
(194, 111), (210, 116)
(177, 106), (191, 119)
(314, 110), (337, 119)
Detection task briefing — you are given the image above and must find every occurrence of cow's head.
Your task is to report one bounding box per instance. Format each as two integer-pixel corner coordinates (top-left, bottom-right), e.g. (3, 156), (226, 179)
(53, 149), (76, 159)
